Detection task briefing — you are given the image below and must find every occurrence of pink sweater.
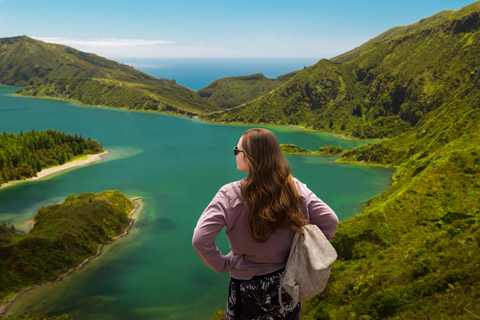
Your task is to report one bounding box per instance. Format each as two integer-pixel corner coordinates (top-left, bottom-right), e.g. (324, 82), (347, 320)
(192, 178), (339, 280)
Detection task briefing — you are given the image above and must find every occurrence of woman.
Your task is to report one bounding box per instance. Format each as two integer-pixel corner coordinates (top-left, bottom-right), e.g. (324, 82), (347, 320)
(192, 128), (339, 320)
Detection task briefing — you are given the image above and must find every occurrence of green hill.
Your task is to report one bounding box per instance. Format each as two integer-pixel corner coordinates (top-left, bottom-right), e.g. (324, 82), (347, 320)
(204, 2), (480, 140)
(209, 2), (480, 319)
(301, 3), (480, 319)
(197, 71), (298, 109)
(0, 130), (103, 187)
(0, 191), (136, 307)
(0, 36), (219, 115)
(331, 10), (455, 63)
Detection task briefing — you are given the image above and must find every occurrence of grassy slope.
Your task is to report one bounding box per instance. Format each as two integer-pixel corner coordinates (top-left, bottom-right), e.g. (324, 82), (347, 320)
(331, 10), (454, 63)
(299, 3), (480, 319)
(197, 72), (298, 109)
(0, 36), (218, 115)
(0, 191), (135, 305)
(208, 2), (480, 319)
(304, 95), (480, 319)
(204, 3), (480, 140)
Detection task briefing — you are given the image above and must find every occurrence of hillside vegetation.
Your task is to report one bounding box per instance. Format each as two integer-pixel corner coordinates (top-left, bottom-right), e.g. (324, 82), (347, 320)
(211, 2), (480, 319)
(0, 36), (219, 115)
(0, 130), (103, 187)
(205, 3), (480, 140)
(301, 3), (480, 319)
(0, 191), (135, 306)
(198, 72), (297, 108)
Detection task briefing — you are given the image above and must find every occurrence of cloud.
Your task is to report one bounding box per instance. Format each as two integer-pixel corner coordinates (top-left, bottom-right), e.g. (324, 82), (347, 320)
(31, 36), (229, 58)
(30, 36), (367, 59)
(32, 37), (174, 48)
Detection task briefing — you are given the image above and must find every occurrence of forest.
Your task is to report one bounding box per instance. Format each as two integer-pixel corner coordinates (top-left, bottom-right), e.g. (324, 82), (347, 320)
(0, 130), (103, 186)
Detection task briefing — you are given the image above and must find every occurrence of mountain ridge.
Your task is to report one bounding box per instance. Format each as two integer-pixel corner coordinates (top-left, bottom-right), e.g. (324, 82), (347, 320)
(197, 71), (298, 108)
(203, 2), (480, 140)
(0, 36), (219, 115)
(331, 10), (455, 63)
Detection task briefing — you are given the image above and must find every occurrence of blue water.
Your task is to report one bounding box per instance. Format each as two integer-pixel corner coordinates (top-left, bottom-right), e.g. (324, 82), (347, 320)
(115, 58), (319, 90)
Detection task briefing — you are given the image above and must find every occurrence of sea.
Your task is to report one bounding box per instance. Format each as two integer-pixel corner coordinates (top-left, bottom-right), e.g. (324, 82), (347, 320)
(115, 58), (320, 90)
(0, 58), (392, 320)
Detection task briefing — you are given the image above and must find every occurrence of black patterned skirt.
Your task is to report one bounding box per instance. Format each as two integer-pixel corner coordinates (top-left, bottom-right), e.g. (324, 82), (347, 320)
(226, 268), (302, 320)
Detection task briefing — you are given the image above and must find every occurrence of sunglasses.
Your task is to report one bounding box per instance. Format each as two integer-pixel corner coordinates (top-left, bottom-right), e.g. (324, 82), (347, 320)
(233, 146), (245, 156)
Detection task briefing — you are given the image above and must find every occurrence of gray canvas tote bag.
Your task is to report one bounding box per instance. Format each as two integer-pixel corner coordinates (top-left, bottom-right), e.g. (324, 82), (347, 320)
(279, 224), (337, 310)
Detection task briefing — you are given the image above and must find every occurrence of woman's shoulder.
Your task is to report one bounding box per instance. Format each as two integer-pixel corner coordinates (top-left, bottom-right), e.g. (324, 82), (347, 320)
(291, 176), (306, 189)
(219, 178), (244, 190)
(217, 179), (245, 200)
(291, 176), (313, 199)
(216, 180), (248, 224)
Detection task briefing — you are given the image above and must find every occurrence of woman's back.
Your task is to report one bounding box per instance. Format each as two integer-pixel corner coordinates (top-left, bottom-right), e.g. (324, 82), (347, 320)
(192, 128), (339, 319)
(193, 177), (338, 280)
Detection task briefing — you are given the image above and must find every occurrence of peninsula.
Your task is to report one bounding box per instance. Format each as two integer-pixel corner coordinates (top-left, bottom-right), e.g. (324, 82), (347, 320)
(0, 191), (140, 317)
(0, 130), (105, 188)
(1, 151), (108, 190)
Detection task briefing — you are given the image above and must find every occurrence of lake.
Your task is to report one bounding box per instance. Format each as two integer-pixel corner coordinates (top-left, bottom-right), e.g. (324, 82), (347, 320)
(0, 85), (393, 319)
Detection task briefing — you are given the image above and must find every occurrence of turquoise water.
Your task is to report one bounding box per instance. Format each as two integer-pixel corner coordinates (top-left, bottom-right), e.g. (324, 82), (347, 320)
(0, 86), (393, 319)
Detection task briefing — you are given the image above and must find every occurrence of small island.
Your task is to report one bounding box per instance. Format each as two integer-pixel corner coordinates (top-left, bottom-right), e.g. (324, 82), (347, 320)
(279, 143), (313, 154)
(280, 143), (344, 156)
(0, 191), (140, 317)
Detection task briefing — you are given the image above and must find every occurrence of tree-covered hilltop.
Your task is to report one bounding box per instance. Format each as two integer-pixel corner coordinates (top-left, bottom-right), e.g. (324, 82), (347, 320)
(204, 2), (480, 140)
(0, 36), (219, 115)
(197, 72), (298, 109)
(0, 191), (136, 306)
(0, 130), (103, 186)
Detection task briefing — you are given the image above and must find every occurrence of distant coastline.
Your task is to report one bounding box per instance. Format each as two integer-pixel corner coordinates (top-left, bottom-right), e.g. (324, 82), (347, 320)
(0, 151), (109, 190)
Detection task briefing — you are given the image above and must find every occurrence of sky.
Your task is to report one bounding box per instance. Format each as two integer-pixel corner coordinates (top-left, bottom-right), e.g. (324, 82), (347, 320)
(0, 0), (477, 59)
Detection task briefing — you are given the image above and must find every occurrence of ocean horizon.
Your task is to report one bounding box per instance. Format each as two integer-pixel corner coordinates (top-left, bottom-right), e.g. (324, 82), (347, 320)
(114, 57), (320, 91)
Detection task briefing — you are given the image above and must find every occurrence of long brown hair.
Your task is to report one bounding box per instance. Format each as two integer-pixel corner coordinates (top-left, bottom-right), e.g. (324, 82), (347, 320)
(239, 128), (307, 243)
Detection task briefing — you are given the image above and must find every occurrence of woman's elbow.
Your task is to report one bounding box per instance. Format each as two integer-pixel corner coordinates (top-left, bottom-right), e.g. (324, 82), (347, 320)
(328, 216), (340, 240)
(192, 229), (202, 249)
(333, 214), (340, 228)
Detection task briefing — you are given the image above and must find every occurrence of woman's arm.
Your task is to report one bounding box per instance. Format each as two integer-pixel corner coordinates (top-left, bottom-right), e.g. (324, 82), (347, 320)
(192, 186), (239, 273)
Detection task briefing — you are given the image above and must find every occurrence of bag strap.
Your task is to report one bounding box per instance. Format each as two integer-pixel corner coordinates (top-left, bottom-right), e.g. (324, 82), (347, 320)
(284, 231), (302, 268)
(279, 285), (299, 311)
(278, 230), (303, 311)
